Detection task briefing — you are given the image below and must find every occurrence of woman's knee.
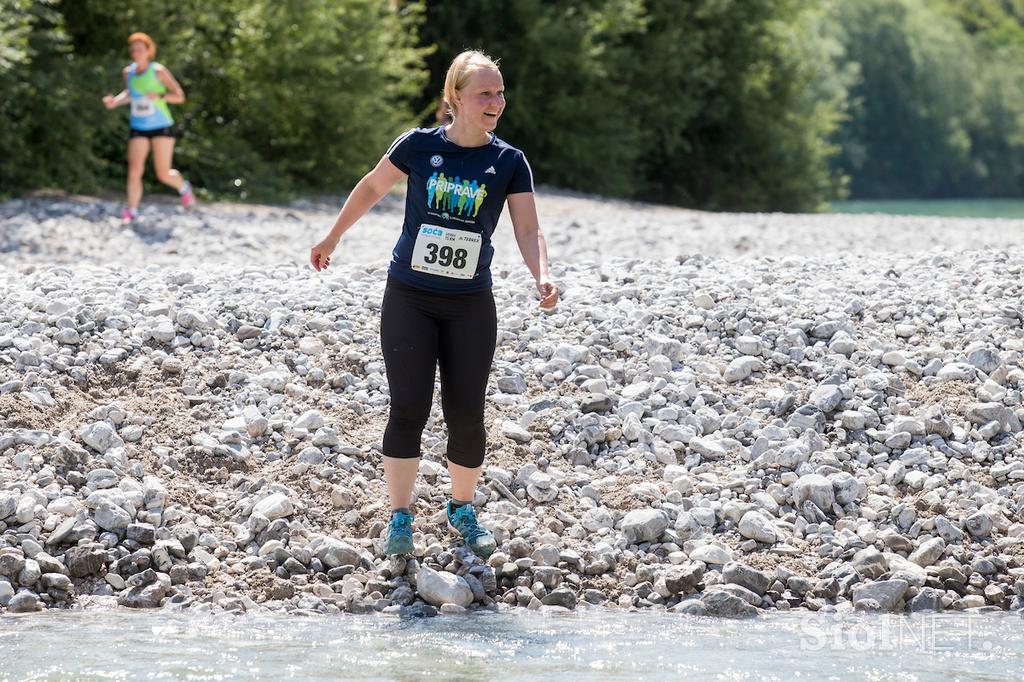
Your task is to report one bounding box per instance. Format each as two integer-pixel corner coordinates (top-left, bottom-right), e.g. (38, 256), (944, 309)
(155, 168), (179, 185)
(446, 444), (485, 469)
(445, 415), (486, 468)
(383, 403), (431, 458)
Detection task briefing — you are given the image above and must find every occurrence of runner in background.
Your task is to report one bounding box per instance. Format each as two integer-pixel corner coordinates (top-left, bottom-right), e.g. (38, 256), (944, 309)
(103, 32), (194, 222)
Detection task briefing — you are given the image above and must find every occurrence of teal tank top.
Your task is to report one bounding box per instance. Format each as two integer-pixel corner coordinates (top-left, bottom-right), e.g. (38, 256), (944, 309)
(126, 62), (174, 130)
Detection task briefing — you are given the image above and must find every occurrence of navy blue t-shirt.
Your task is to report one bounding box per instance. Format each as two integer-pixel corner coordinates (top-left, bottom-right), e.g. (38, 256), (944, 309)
(385, 125), (534, 293)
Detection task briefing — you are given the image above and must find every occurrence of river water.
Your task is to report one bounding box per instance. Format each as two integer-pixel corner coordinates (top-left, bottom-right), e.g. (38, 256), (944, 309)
(1, 609), (1022, 681)
(830, 199), (1024, 219)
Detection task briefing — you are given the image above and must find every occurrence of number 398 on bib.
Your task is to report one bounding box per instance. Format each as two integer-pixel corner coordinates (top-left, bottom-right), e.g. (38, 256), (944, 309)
(410, 224), (482, 280)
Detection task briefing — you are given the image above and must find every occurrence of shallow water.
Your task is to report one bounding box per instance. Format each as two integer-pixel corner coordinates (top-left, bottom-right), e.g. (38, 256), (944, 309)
(830, 199), (1024, 219)
(2, 609), (1022, 681)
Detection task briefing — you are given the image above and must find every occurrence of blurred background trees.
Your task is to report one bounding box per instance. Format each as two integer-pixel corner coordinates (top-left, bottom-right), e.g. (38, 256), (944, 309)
(2, 0), (1023, 210)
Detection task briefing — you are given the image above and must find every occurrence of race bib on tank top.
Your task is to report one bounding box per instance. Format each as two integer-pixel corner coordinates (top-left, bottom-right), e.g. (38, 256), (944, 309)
(409, 224), (482, 279)
(131, 97), (156, 118)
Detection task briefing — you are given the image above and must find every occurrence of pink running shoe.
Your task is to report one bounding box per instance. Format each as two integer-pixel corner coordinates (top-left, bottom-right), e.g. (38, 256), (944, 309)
(180, 181), (195, 208)
(121, 207), (137, 223)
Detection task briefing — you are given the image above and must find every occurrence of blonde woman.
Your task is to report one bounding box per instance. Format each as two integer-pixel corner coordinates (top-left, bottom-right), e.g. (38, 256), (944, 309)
(311, 50), (558, 558)
(102, 32), (194, 222)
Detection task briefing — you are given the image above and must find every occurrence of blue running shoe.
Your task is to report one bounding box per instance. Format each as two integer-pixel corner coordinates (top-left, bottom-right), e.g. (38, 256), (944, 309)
(383, 510), (415, 555)
(447, 501), (496, 559)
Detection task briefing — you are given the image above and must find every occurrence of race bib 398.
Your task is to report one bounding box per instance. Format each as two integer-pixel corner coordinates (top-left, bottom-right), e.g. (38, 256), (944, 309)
(410, 224), (481, 280)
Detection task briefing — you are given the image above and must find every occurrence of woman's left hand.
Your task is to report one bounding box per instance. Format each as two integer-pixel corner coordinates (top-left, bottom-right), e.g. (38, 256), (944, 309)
(537, 276), (559, 310)
(146, 92), (161, 100)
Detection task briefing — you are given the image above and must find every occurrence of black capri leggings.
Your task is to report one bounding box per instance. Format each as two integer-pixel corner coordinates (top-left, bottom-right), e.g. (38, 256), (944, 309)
(380, 275), (497, 468)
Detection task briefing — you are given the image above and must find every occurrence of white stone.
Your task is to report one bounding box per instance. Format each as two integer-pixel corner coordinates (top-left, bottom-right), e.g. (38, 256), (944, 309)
(93, 502), (131, 531)
(252, 493), (294, 521)
(294, 410), (326, 430)
(620, 509), (669, 544)
(724, 356), (762, 383)
(501, 421), (532, 444)
(582, 507), (614, 532)
(416, 565), (473, 607)
(735, 336), (762, 355)
(298, 336), (325, 355)
(908, 537), (945, 567)
(79, 421), (123, 454)
(257, 371), (288, 392)
(689, 544), (733, 565)
(793, 474), (835, 511)
(737, 511), (777, 543)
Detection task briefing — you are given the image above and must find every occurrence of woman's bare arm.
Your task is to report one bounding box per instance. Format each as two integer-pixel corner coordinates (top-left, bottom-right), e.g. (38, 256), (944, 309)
(507, 191), (558, 308)
(155, 65), (186, 105)
(310, 156), (407, 271)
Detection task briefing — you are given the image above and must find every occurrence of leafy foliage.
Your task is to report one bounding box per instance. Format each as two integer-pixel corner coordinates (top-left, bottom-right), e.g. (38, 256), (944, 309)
(3, 0), (428, 200)
(2, 0), (1023, 206)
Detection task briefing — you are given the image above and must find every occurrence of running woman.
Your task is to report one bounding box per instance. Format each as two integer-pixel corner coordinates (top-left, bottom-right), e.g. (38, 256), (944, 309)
(310, 50), (558, 559)
(102, 32), (194, 222)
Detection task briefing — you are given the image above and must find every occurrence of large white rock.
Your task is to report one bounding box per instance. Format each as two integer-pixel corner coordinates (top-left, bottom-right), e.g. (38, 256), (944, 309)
(621, 381), (653, 401)
(737, 511), (777, 544)
(243, 405), (268, 438)
(79, 421), (123, 454)
(582, 507), (614, 532)
(735, 336), (762, 355)
(793, 474), (835, 511)
(252, 493), (294, 521)
(645, 334), (684, 362)
(93, 502), (131, 531)
(675, 511), (702, 540)
(724, 356), (762, 383)
(501, 421), (532, 444)
(621, 509), (669, 544)
(298, 336), (325, 355)
(151, 319), (176, 343)
(46, 497), (82, 517)
(809, 384), (843, 412)
(689, 544), (734, 565)
(689, 437), (727, 459)
(829, 471), (866, 505)
(313, 537), (362, 569)
(294, 410), (325, 431)
(416, 564), (473, 607)
(15, 496), (35, 524)
(0, 492), (18, 520)
(177, 309), (215, 331)
(257, 371), (288, 392)
(852, 579), (909, 611)
(143, 476), (168, 510)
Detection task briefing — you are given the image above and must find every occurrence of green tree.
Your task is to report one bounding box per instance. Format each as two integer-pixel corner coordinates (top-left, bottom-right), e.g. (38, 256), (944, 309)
(416, 0), (646, 198)
(416, 0), (845, 211)
(1, 0), (114, 196)
(623, 0), (846, 210)
(3, 0), (429, 199)
(0, 0), (33, 71)
(830, 0), (976, 198)
(225, 0), (430, 192)
(936, 0), (1024, 196)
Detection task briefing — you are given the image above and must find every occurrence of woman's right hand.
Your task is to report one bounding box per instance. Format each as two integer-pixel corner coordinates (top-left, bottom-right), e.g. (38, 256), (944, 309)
(310, 237), (338, 272)
(102, 94), (116, 109)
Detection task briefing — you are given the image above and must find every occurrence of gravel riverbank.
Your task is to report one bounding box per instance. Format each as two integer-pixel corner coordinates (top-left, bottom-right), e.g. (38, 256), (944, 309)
(1, 194), (1023, 618)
